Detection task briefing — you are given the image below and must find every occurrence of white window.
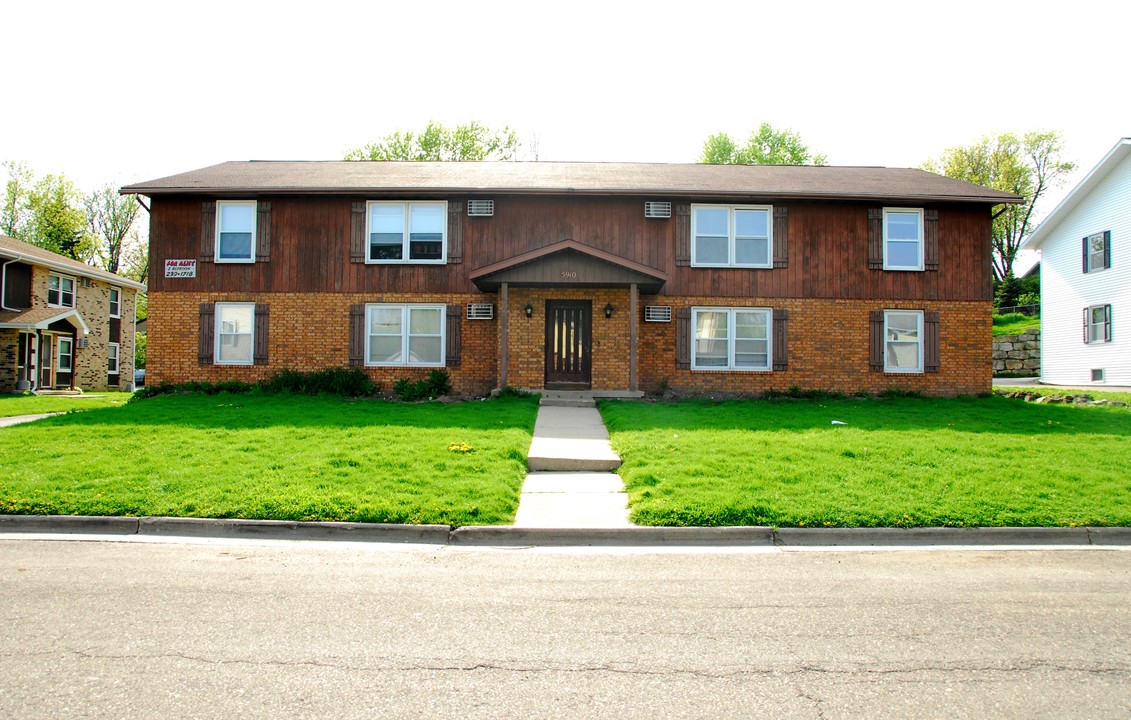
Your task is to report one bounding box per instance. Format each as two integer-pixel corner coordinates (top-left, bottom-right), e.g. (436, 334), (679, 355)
(108, 342), (120, 374)
(215, 302), (255, 365)
(691, 205), (772, 267)
(48, 274), (76, 308)
(109, 287), (121, 318)
(1086, 304), (1112, 344)
(367, 201), (447, 263)
(691, 307), (772, 371)
(1084, 231), (1110, 273)
(216, 201), (257, 263)
(884, 310), (923, 373)
(57, 336), (73, 372)
(883, 208), (924, 271)
(366, 304), (445, 366)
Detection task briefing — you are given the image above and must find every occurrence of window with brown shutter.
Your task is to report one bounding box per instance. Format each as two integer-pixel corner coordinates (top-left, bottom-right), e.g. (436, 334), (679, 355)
(868, 310), (884, 371)
(675, 204), (691, 267)
(772, 309), (788, 370)
(198, 302), (215, 364)
(448, 202), (464, 264)
(675, 307), (691, 368)
(256, 202), (272, 262)
(445, 304), (461, 367)
(773, 207), (788, 268)
(924, 311), (940, 372)
(254, 304), (270, 365)
(200, 202), (216, 262)
(349, 304), (365, 365)
(867, 209), (883, 269)
(350, 202), (366, 263)
(924, 209), (939, 271)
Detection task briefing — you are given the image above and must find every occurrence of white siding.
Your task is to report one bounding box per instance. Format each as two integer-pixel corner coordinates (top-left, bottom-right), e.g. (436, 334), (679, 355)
(1039, 152), (1131, 385)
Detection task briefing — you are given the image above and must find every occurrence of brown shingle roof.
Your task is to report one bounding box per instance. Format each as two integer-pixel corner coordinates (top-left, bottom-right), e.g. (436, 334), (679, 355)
(0, 235), (147, 291)
(0, 307), (89, 332)
(121, 161), (1021, 204)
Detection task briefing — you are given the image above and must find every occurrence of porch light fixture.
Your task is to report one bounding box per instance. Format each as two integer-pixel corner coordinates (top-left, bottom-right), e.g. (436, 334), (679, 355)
(604, 303), (615, 318)
(524, 303), (533, 318)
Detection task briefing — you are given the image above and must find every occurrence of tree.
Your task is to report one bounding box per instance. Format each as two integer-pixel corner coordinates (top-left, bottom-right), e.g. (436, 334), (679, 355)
(700, 123), (828, 166)
(2, 160), (34, 239)
(922, 131), (1075, 281)
(1, 162), (92, 260)
(85, 184), (142, 273)
(345, 120), (520, 161)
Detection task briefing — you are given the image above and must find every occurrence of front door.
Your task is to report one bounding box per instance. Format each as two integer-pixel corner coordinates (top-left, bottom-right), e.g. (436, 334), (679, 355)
(39, 334), (54, 389)
(545, 300), (592, 389)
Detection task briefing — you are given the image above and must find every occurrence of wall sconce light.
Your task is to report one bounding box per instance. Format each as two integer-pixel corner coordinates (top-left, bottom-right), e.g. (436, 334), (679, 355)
(524, 303), (534, 318)
(604, 303), (615, 318)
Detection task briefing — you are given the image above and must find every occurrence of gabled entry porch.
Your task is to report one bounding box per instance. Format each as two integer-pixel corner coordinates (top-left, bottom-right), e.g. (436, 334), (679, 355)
(469, 239), (667, 392)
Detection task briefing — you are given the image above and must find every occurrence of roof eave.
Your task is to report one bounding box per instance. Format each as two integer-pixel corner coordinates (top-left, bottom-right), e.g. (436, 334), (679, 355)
(0, 249), (147, 292)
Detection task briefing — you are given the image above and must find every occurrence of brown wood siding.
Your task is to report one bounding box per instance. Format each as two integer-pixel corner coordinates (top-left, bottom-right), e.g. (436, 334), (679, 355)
(3, 262), (32, 309)
(148, 196), (993, 302)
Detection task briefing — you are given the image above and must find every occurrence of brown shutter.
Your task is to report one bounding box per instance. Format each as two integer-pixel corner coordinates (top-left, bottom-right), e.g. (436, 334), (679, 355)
(198, 302), (215, 364)
(253, 304), (270, 365)
(675, 307), (691, 369)
(772, 206), (788, 268)
(867, 208), (883, 269)
(256, 201), (271, 262)
(1082, 236), (1090, 273)
(349, 304), (365, 365)
(772, 308), (788, 371)
(445, 304), (461, 367)
(869, 310), (884, 371)
(350, 202), (367, 263)
(200, 202), (216, 262)
(675, 203), (691, 266)
(1103, 230), (1112, 270)
(924, 310), (940, 373)
(1082, 307), (1089, 344)
(924, 209), (939, 271)
(447, 202), (464, 264)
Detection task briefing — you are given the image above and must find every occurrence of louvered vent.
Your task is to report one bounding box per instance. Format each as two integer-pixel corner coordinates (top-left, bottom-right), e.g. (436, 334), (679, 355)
(467, 200), (495, 217)
(644, 201), (672, 219)
(644, 306), (672, 322)
(466, 303), (495, 320)
(77, 337), (89, 349)
(80, 277), (93, 288)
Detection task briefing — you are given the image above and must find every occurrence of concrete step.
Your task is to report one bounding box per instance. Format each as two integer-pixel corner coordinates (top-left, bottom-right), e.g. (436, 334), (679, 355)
(540, 398), (596, 408)
(514, 472), (632, 528)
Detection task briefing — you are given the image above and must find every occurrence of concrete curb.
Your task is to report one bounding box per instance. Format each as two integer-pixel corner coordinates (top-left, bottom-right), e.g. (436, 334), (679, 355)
(2, 515), (1129, 547)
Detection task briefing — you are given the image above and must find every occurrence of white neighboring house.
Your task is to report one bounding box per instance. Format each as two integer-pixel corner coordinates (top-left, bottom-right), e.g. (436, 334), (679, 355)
(1025, 138), (1131, 386)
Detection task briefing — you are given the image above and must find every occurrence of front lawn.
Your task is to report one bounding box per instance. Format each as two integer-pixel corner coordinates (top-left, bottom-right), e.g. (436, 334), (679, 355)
(600, 396), (1131, 528)
(993, 313), (1040, 336)
(0, 393), (131, 417)
(0, 393), (539, 526)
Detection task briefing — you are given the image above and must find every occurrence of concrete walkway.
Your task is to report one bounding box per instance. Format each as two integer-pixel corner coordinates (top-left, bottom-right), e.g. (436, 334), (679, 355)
(0, 413), (61, 428)
(515, 404), (632, 528)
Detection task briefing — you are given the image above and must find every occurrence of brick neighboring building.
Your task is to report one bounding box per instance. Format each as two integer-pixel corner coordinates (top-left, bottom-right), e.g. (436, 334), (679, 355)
(1, 235), (145, 393)
(122, 162), (1018, 397)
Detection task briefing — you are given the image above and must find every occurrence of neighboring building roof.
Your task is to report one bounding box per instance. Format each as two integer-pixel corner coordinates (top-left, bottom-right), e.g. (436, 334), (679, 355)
(0, 234), (146, 291)
(121, 161), (1021, 205)
(1025, 138), (1131, 251)
(0, 306), (91, 334)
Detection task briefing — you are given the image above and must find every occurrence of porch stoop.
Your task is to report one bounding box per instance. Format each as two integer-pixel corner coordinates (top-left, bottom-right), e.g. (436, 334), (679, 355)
(538, 389), (646, 408)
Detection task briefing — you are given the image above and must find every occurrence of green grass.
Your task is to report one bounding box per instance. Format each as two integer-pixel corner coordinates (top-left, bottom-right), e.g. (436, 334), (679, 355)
(0, 393), (539, 526)
(993, 313), (1040, 336)
(0, 393), (131, 417)
(599, 396), (1131, 528)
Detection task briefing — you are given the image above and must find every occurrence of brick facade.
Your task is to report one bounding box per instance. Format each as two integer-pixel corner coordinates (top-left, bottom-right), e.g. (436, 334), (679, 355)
(151, 289), (991, 398)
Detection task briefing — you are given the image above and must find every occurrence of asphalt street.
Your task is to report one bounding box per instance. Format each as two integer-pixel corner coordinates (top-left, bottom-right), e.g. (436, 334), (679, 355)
(1, 538), (1129, 719)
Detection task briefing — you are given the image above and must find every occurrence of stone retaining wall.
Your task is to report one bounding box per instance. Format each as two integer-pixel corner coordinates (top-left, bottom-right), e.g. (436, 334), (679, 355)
(993, 331), (1040, 376)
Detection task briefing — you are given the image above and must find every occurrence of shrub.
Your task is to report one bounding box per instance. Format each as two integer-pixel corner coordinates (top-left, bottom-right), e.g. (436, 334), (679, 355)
(130, 367), (380, 402)
(393, 370), (452, 401)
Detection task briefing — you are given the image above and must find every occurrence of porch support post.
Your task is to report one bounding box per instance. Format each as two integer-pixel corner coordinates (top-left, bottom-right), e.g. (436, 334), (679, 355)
(499, 282), (509, 390)
(629, 282), (638, 392)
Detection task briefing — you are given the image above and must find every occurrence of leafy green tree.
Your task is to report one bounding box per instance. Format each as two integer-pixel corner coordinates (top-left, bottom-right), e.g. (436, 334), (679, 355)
(85, 184), (143, 273)
(922, 131), (1075, 281)
(2, 160), (34, 239)
(700, 123), (828, 166)
(345, 120), (519, 161)
(1, 162), (92, 260)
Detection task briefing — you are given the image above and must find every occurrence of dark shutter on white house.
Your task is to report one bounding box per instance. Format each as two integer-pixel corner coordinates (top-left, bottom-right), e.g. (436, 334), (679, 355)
(772, 308), (788, 370)
(447, 202), (464, 264)
(1104, 231), (1113, 269)
(349, 304), (365, 365)
(198, 302), (215, 364)
(1082, 307), (1089, 343)
(253, 304), (269, 365)
(675, 308), (691, 369)
(924, 311), (940, 373)
(200, 202), (216, 262)
(255, 202), (272, 262)
(773, 207), (788, 268)
(445, 304), (462, 367)
(869, 310), (884, 371)
(675, 204), (691, 266)
(350, 202), (366, 263)
(867, 209), (883, 269)
(924, 209), (939, 271)
(1082, 236), (1090, 273)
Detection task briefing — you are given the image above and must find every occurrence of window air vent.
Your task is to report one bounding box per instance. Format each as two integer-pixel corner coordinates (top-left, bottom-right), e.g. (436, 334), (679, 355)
(77, 337), (89, 349)
(466, 303), (495, 320)
(467, 200), (495, 217)
(644, 305), (672, 322)
(80, 277), (93, 288)
(645, 201), (672, 219)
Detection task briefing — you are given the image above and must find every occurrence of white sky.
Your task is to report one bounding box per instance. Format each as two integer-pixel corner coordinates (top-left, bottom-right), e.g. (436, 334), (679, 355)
(3, 0), (1128, 270)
